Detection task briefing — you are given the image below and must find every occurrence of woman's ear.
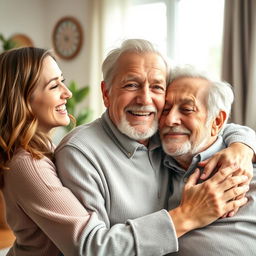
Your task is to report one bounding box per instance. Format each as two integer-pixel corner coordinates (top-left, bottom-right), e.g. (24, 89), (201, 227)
(211, 110), (227, 136)
(101, 81), (110, 107)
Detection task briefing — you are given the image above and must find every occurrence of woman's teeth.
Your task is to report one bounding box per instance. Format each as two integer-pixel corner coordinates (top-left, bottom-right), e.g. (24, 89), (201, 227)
(56, 105), (66, 112)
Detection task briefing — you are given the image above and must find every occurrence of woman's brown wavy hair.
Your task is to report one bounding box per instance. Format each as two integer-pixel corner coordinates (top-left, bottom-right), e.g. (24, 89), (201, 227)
(0, 47), (56, 188)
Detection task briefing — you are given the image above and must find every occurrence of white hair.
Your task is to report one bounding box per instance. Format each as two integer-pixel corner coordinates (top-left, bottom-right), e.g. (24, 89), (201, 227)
(102, 39), (170, 89)
(169, 65), (234, 128)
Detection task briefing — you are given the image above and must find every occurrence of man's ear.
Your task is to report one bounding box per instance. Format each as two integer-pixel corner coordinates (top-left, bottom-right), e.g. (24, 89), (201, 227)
(211, 110), (227, 136)
(101, 81), (110, 107)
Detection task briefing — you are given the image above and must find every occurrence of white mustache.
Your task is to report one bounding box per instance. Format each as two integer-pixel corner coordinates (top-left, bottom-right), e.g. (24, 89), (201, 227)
(162, 126), (191, 135)
(125, 105), (157, 113)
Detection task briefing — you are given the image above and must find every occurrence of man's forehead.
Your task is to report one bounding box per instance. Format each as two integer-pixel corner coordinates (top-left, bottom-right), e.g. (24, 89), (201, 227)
(165, 91), (197, 107)
(167, 78), (209, 96)
(166, 79), (210, 106)
(117, 52), (166, 68)
(170, 76), (210, 86)
(121, 73), (166, 82)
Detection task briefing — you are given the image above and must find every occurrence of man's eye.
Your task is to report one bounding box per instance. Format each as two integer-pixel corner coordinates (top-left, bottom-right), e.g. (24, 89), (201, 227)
(123, 83), (139, 90)
(162, 108), (170, 115)
(152, 85), (165, 91)
(150, 85), (166, 94)
(181, 108), (194, 113)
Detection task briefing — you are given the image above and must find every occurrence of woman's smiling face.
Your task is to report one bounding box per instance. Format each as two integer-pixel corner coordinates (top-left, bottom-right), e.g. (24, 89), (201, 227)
(30, 56), (72, 133)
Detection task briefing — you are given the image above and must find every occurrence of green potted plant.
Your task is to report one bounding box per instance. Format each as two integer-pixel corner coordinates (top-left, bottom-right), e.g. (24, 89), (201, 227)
(0, 33), (16, 51)
(65, 80), (92, 132)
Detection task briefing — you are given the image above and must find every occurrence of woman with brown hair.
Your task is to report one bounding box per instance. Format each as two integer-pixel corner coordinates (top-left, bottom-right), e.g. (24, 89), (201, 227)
(0, 47), (92, 256)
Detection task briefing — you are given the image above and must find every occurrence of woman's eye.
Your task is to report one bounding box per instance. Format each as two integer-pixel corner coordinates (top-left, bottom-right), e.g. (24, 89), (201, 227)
(50, 84), (59, 90)
(61, 78), (66, 84)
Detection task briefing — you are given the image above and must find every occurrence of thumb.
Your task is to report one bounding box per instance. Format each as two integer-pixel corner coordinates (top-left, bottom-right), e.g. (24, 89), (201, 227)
(185, 168), (200, 188)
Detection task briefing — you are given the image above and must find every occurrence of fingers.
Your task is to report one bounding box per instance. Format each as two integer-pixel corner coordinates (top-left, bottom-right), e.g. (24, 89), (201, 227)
(199, 158), (217, 180)
(197, 160), (208, 168)
(222, 192), (247, 218)
(227, 209), (236, 217)
(234, 192), (246, 200)
(185, 169), (200, 188)
(223, 184), (249, 202)
(233, 166), (253, 181)
(220, 175), (248, 192)
(200, 143), (254, 182)
(208, 165), (240, 185)
(224, 196), (248, 213)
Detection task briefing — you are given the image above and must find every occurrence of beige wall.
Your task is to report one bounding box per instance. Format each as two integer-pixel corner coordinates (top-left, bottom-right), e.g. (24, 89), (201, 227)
(0, 0), (92, 92)
(0, 0), (99, 142)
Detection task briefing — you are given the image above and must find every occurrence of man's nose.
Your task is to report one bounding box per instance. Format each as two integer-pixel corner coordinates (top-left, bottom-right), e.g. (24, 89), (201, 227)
(165, 108), (181, 126)
(136, 86), (152, 105)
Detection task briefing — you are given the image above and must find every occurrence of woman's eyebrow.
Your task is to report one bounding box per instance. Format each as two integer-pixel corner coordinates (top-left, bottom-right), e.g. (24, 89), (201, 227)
(45, 73), (63, 87)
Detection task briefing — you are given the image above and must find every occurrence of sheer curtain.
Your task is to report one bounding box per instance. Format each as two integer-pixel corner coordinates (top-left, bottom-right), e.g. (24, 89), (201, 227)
(222, 0), (256, 130)
(87, 0), (131, 120)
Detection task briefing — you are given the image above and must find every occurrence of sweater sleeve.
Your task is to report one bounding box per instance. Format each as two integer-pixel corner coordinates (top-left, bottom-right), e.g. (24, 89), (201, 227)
(6, 153), (95, 255)
(55, 145), (178, 256)
(222, 123), (256, 153)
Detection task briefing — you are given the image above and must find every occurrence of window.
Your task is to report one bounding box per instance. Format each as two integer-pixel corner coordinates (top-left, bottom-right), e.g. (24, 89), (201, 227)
(175, 0), (225, 78)
(127, 0), (225, 78)
(127, 1), (168, 54)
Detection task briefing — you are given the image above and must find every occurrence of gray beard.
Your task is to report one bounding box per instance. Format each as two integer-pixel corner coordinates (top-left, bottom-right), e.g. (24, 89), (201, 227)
(162, 129), (210, 157)
(117, 115), (158, 141)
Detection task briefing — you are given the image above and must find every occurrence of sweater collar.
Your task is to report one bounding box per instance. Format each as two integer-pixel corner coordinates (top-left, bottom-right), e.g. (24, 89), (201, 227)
(101, 110), (161, 158)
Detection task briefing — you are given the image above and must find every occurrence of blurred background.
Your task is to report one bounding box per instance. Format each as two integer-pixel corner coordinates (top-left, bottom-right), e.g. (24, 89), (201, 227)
(1, 0), (255, 137)
(0, 0), (256, 254)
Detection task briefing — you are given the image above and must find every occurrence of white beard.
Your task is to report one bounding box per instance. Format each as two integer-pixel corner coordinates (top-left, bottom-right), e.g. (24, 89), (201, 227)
(117, 112), (158, 141)
(162, 126), (211, 157)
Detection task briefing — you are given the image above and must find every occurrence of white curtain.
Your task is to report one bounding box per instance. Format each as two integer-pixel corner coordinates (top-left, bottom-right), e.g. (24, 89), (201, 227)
(222, 0), (256, 130)
(87, 0), (131, 120)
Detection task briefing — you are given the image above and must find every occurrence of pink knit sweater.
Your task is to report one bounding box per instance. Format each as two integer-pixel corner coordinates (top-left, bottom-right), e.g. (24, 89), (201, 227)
(2, 148), (91, 256)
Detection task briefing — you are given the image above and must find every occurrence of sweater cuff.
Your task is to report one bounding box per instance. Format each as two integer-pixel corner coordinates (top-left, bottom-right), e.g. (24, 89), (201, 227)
(128, 209), (178, 256)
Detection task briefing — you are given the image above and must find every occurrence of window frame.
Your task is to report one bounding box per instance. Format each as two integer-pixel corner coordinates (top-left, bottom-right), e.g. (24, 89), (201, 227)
(131, 0), (178, 60)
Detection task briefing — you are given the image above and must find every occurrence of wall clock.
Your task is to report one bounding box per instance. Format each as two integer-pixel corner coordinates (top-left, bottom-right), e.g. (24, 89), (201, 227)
(52, 16), (83, 60)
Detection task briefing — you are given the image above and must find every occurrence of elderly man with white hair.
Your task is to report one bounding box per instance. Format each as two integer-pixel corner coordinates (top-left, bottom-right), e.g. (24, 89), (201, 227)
(54, 38), (256, 255)
(160, 65), (256, 256)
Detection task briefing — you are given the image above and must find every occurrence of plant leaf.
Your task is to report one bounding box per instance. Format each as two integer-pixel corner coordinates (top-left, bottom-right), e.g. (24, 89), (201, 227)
(68, 81), (77, 93)
(75, 87), (90, 103)
(64, 80), (92, 131)
(76, 108), (92, 125)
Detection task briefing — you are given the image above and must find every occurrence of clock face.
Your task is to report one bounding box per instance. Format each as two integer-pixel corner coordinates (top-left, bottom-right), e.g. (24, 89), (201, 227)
(52, 17), (83, 60)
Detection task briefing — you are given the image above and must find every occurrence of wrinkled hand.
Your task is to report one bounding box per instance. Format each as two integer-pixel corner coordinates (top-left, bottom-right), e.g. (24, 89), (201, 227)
(199, 143), (253, 181)
(169, 166), (249, 238)
(198, 142), (253, 216)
